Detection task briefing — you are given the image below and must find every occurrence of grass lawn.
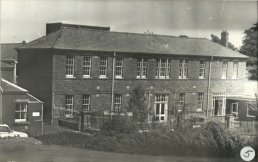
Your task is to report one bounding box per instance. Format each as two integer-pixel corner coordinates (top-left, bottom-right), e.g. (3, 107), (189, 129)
(0, 138), (244, 162)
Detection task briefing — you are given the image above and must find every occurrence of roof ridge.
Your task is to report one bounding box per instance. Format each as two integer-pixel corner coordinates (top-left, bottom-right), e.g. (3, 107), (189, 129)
(62, 26), (207, 40)
(52, 27), (65, 48)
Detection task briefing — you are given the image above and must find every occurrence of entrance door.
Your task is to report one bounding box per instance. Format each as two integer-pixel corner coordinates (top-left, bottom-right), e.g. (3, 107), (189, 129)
(212, 93), (226, 116)
(154, 94), (168, 122)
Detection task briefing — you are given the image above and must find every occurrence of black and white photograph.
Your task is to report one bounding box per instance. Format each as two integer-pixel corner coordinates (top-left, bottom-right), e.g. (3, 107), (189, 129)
(0, 0), (257, 161)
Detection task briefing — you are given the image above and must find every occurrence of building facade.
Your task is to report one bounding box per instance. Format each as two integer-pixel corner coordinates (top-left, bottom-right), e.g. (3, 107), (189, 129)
(17, 23), (250, 125)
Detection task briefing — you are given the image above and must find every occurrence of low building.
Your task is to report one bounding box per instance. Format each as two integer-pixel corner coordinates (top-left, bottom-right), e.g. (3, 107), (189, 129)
(16, 22), (251, 128)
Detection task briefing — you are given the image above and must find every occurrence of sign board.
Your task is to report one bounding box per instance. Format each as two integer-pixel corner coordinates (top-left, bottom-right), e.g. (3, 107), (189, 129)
(32, 112), (40, 117)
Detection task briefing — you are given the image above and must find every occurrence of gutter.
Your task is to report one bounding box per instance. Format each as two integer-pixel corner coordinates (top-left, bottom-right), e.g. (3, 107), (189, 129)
(206, 56), (213, 118)
(110, 52), (116, 119)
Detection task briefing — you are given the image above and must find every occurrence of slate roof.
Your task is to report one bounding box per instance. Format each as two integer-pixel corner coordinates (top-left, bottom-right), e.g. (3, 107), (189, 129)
(1, 43), (22, 60)
(1, 78), (27, 93)
(19, 26), (248, 58)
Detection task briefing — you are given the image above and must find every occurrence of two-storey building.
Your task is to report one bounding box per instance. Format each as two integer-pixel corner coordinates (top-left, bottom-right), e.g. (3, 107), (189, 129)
(17, 23), (249, 125)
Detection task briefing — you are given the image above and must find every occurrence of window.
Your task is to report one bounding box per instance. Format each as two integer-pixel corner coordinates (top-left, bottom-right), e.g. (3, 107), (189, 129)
(199, 61), (206, 79)
(156, 59), (170, 79)
(197, 93), (204, 111)
(212, 93), (226, 116)
(137, 58), (147, 78)
(179, 93), (185, 108)
(154, 94), (168, 122)
(82, 95), (90, 111)
(232, 62), (238, 79)
(179, 60), (188, 79)
(247, 103), (256, 117)
(222, 61), (228, 79)
(115, 58), (123, 78)
(114, 94), (122, 112)
(66, 56), (74, 77)
(99, 57), (108, 78)
(83, 56), (91, 77)
(15, 102), (28, 122)
(65, 95), (74, 117)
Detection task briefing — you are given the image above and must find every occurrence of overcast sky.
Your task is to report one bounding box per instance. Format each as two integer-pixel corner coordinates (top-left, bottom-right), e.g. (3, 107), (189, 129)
(1, 0), (257, 48)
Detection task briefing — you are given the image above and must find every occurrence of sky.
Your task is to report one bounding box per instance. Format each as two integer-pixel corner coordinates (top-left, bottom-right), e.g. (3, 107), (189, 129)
(0, 0), (257, 48)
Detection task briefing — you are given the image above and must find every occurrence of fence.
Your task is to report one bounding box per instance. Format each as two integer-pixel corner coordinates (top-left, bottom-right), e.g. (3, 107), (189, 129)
(229, 120), (258, 136)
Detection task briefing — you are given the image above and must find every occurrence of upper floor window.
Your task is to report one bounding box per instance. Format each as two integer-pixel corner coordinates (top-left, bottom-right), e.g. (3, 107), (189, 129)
(199, 61), (206, 79)
(114, 94), (122, 112)
(15, 102), (28, 123)
(197, 93), (204, 111)
(65, 95), (74, 117)
(179, 60), (188, 79)
(115, 58), (123, 78)
(82, 95), (91, 111)
(99, 57), (107, 78)
(83, 56), (91, 78)
(66, 56), (74, 78)
(222, 61), (228, 79)
(137, 58), (147, 78)
(156, 59), (170, 79)
(232, 62), (238, 79)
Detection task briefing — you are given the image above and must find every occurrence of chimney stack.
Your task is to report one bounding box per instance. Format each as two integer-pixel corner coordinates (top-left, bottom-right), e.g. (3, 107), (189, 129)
(221, 30), (229, 47)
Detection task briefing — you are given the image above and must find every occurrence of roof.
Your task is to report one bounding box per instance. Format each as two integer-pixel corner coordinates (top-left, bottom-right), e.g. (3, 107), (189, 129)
(1, 43), (23, 60)
(1, 78), (28, 93)
(227, 81), (257, 100)
(19, 25), (248, 58)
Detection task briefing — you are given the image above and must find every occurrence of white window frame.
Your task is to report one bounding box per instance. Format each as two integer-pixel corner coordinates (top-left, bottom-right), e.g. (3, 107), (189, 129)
(231, 102), (238, 117)
(115, 58), (123, 78)
(82, 95), (91, 111)
(199, 61), (205, 79)
(114, 94), (122, 112)
(197, 93), (204, 112)
(222, 61), (228, 79)
(83, 56), (91, 78)
(179, 60), (188, 79)
(65, 95), (74, 117)
(154, 94), (168, 122)
(211, 92), (226, 116)
(246, 103), (256, 118)
(156, 59), (170, 79)
(66, 56), (75, 78)
(179, 93), (185, 109)
(232, 61), (238, 79)
(137, 58), (147, 79)
(99, 57), (108, 78)
(15, 102), (28, 123)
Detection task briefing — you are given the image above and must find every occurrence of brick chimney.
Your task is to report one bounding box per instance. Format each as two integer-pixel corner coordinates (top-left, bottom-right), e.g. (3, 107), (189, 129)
(221, 30), (229, 47)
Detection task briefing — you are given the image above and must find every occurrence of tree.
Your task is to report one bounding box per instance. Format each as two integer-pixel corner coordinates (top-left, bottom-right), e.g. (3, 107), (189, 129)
(240, 22), (258, 80)
(210, 34), (238, 51)
(128, 85), (149, 123)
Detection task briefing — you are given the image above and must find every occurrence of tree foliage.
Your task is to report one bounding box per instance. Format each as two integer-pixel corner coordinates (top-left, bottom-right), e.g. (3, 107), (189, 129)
(128, 85), (149, 123)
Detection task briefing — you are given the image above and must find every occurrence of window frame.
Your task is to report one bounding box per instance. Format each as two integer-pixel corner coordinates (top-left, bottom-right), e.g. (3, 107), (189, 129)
(199, 61), (206, 79)
(222, 61), (228, 79)
(99, 57), (108, 78)
(232, 61), (239, 79)
(83, 56), (92, 78)
(15, 102), (28, 123)
(65, 95), (74, 117)
(246, 103), (256, 118)
(115, 58), (123, 79)
(179, 93), (185, 107)
(114, 94), (122, 112)
(154, 94), (168, 122)
(156, 59), (171, 79)
(136, 58), (147, 79)
(82, 95), (91, 111)
(66, 56), (75, 78)
(179, 60), (188, 79)
(197, 93), (204, 111)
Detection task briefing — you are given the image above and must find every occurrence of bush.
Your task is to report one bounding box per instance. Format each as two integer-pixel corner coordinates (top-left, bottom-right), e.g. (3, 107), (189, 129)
(100, 116), (138, 135)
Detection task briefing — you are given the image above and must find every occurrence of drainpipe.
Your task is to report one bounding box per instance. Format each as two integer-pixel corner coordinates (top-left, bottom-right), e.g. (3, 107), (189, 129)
(206, 56), (213, 118)
(41, 104), (44, 135)
(110, 52), (116, 119)
(13, 61), (17, 84)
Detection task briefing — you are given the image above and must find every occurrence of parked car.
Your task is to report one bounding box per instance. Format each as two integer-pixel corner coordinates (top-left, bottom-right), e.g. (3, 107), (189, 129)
(0, 124), (28, 138)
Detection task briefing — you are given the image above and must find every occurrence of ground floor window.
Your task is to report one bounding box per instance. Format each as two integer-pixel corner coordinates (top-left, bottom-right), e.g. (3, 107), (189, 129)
(197, 93), (204, 112)
(231, 102), (238, 117)
(15, 102), (28, 122)
(154, 94), (168, 122)
(65, 95), (74, 117)
(114, 94), (122, 112)
(247, 103), (256, 117)
(82, 95), (91, 111)
(212, 93), (226, 116)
